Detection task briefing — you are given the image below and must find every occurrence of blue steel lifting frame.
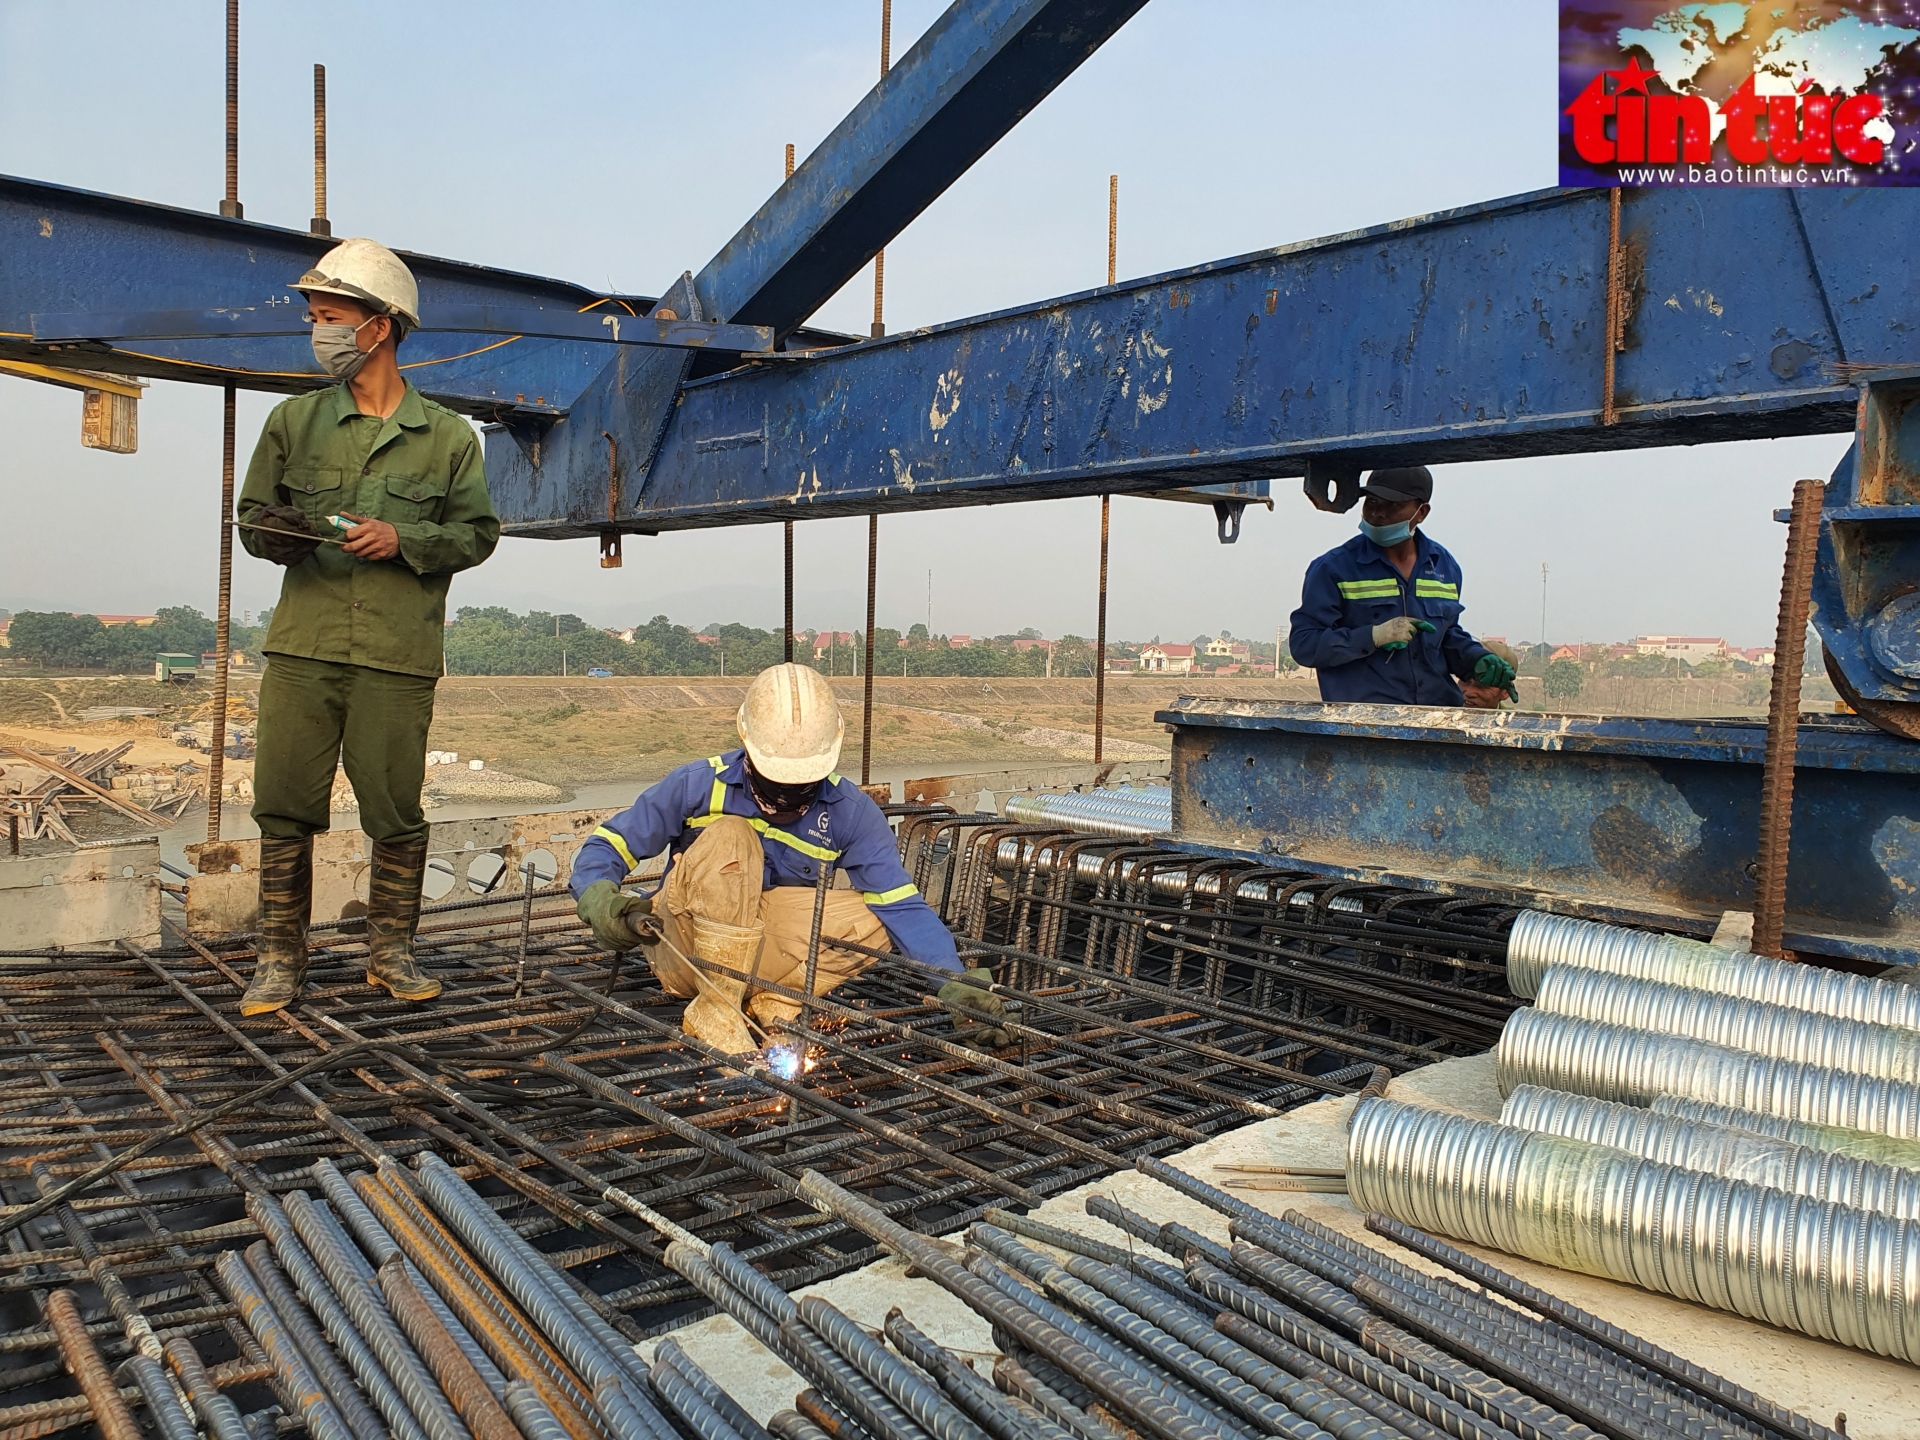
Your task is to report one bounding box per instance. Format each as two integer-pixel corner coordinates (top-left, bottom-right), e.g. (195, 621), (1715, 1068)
(5, 0), (1920, 954)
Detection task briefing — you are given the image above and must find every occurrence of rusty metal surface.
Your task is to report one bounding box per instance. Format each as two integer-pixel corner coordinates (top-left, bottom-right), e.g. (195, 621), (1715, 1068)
(1161, 697), (1920, 966)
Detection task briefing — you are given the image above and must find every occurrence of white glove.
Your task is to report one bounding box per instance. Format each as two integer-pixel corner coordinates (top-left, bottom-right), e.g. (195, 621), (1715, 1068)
(1371, 616), (1418, 649)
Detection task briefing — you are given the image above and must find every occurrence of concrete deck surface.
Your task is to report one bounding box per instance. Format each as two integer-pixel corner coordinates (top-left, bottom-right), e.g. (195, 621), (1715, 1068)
(639, 1052), (1915, 1436)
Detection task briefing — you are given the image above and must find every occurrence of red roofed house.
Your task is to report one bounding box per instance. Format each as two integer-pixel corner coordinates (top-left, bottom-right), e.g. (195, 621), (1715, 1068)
(1138, 643), (1195, 675)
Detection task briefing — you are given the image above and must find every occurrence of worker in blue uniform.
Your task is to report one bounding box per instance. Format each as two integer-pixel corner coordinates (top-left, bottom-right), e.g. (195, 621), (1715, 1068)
(570, 663), (1003, 1054)
(1288, 467), (1517, 706)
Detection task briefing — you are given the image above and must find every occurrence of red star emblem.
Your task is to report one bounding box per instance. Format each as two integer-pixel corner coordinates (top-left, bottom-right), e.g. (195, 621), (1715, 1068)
(1610, 55), (1657, 94)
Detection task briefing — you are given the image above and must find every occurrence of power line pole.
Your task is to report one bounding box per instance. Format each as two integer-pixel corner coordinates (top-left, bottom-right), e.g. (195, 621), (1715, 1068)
(1540, 562), (1550, 650)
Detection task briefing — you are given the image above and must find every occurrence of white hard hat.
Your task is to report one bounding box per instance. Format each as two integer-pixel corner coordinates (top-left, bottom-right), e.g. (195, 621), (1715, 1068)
(292, 237), (420, 331)
(737, 663), (844, 783)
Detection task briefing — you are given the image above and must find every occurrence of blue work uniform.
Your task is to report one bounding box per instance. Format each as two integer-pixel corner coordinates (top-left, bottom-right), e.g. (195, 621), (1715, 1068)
(569, 750), (962, 972)
(1288, 532), (1490, 705)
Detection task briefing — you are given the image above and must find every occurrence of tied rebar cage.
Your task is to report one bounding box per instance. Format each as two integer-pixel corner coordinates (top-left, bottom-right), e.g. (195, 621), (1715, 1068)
(0, 809), (1512, 1434)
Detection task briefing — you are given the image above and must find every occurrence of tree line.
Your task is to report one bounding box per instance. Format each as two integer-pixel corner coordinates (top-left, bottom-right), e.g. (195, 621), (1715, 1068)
(441, 610), (1097, 678)
(2, 607), (271, 670)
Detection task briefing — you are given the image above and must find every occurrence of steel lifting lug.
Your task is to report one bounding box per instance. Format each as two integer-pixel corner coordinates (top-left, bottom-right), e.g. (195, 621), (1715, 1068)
(1211, 499), (1246, 544)
(1302, 458), (1362, 513)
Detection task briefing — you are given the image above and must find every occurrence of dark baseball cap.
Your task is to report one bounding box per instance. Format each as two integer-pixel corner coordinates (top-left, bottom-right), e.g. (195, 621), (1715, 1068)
(1358, 466), (1433, 503)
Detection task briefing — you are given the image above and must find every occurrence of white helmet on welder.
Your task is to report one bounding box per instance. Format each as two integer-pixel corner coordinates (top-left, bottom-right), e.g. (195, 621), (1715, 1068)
(738, 663), (844, 783)
(292, 237), (420, 331)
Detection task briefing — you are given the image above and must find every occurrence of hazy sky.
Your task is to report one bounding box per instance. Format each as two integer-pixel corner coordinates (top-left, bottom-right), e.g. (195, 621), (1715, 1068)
(0, 2), (1846, 648)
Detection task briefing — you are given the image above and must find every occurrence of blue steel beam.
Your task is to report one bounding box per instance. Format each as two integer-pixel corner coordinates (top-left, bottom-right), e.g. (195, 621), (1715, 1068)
(694, 0), (1149, 336)
(30, 306), (776, 353)
(491, 184), (1910, 536)
(0, 176), (853, 415)
(484, 0), (1153, 535)
(1162, 699), (1920, 967)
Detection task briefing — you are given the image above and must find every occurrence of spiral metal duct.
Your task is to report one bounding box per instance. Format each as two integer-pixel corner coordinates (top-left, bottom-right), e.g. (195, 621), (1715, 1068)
(1499, 1083), (1920, 1220)
(1649, 1093), (1920, 1170)
(1534, 965), (1920, 1083)
(1508, 911), (1920, 1030)
(1495, 1005), (1920, 1136)
(1346, 1095), (1920, 1364)
(1001, 787), (1171, 838)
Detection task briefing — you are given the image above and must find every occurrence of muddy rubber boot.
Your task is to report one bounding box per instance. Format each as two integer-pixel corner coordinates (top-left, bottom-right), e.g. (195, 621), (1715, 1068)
(365, 836), (441, 1002)
(240, 836), (312, 1016)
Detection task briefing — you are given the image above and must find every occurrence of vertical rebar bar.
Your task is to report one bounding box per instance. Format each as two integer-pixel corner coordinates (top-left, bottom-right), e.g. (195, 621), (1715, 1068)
(788, 857), (836, 1123)
(861, 515), (877, 787)
(785, 523), (795, 665)
(870, 1), (890, 340)
(311, 64), (329, 236)
(517, 859), (536, 1000)
(1754, 476), (1823, 959)
(1107, 175), (1117, 287)
(1094, 495), (1109, 764)
(785, 144), (796, 181)
(221, 0), (242, 218)
(1601, 187), (1620, 425)
(208, 385), (236, 842)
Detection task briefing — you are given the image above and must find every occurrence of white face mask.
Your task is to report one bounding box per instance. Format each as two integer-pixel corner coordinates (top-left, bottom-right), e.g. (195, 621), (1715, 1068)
(310, 314), (380, 380)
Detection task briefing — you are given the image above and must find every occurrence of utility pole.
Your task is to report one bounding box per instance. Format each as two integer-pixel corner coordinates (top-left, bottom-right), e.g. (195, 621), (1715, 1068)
(1540, 562), (1550, 651)
(926, 568), (932, 638)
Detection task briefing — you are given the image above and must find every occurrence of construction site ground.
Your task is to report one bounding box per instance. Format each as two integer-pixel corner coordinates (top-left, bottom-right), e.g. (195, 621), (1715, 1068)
(644, 1051), (1915, 1440)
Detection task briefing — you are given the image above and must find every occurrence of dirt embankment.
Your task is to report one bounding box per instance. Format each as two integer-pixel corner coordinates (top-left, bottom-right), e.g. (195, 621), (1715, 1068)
(0, 669), (1849, 808)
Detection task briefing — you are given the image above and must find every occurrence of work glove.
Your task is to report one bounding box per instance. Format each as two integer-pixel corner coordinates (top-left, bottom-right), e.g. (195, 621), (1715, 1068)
(936, 967), (1012, 1050)
(1370, 616), (1435, 652)
(576, 880), (654, 952)
(1472, 652), (1521, 701)
(248, 504), (325, 566)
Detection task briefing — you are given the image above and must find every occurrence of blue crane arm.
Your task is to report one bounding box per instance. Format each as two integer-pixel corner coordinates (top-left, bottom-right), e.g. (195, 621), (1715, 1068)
(693, 0), (1149, 336)
(492, 184), (1906, 536)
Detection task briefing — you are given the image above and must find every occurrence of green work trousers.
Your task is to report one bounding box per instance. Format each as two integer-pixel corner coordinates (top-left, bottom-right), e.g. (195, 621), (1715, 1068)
(253, 652), (437, 844)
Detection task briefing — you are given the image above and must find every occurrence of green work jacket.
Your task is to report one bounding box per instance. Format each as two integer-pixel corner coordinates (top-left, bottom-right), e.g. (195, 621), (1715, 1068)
(238, 381), (499, 679)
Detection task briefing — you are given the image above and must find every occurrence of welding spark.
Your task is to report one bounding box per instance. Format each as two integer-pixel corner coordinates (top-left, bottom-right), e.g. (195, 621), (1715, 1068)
(761, 1043), (819, 1081)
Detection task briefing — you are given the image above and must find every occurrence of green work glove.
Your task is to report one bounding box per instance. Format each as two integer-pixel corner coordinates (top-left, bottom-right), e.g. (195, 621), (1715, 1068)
(1473, 652), (1520, 701)
(576, 880), (653, 952)
(1371, 617), (1436, 653)
(936, 967), (1012, 1049)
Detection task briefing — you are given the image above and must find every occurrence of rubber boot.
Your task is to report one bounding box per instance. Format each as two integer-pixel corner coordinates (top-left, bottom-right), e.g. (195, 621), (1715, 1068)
(365, 836), (441, 1002)
(240, 836), (312, 1016)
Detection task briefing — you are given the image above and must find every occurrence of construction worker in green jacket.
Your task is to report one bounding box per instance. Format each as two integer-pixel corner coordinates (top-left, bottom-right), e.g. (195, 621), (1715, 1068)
(235, 237), (500, 1016)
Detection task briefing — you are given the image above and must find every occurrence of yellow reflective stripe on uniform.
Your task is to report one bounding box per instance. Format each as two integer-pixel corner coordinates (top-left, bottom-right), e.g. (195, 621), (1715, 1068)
(1337, 579), (1401, 598)
(862, 882), (918, 906)
(752, 820), (841, 861)
(687, 748), (729, 829)
(592, 825), (640, 875)
(1414, 580), (1458, 598)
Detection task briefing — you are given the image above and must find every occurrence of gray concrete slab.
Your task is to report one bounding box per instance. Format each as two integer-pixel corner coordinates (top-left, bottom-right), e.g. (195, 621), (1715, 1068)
(639, 1052), (1918, 1436)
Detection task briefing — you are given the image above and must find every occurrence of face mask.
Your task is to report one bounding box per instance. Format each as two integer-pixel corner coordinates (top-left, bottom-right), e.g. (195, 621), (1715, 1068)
(310, 316), (379, 380)
(1360, 519), (1415, 546)
(746, 766), (820, 823)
